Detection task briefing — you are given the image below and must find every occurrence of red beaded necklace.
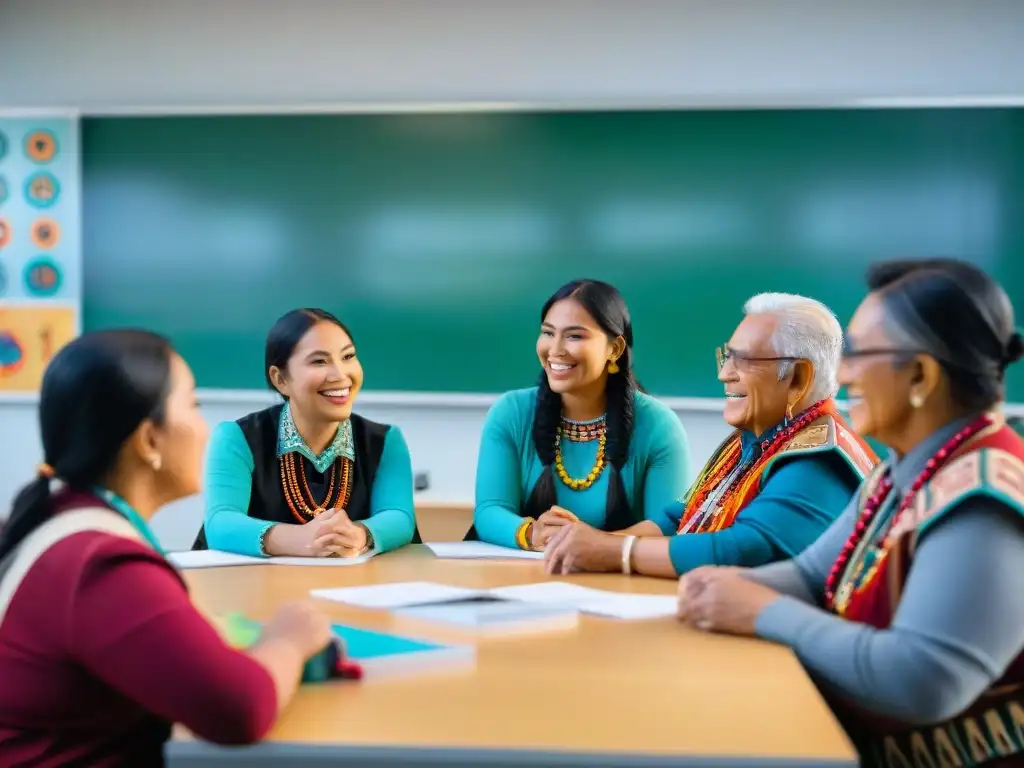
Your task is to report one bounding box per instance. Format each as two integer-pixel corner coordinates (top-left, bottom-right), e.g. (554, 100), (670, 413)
(678, 399), (832, 534)
(824, 412), (994, 608)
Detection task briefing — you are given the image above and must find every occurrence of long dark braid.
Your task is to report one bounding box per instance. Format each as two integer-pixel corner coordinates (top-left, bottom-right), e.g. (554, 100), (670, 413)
(522, 373), (563, 518)
(601, 341), (639, 530)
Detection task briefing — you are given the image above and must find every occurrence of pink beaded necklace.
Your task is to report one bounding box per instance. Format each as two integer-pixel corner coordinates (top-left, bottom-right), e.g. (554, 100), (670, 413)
(824, 412), (994, 608)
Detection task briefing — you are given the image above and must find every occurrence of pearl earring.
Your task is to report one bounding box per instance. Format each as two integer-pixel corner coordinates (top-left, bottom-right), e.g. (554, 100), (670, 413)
(910, 392), (924, 408)
(151, 456), (162, 472)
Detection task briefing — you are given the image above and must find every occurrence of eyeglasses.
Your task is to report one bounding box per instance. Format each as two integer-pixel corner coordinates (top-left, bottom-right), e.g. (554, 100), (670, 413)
(841, 336), (921, 360)
(716, 345), (801, 372)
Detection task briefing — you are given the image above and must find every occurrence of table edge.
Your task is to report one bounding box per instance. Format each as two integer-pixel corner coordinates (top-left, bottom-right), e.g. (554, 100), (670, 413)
(167, 740), (856, 767)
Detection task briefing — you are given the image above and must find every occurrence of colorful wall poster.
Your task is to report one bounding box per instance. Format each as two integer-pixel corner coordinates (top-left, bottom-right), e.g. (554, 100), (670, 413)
(0, 111), (80, 394)
(0, 305), (77, 391)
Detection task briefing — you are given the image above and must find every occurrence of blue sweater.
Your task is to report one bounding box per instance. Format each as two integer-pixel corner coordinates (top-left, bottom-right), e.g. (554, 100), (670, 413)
(203, 420), (416, 556)
(474, 387), (691, 548)
(649, 427), (863, 575)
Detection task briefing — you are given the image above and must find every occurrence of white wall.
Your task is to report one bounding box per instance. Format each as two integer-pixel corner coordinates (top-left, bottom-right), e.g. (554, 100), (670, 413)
(2, 0), (1024, 548)
(0, 397), (734, 551)
(2, 0), (1024, 111)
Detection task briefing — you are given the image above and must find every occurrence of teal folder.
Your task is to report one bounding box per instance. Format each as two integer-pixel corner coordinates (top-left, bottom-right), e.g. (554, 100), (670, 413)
(223, 614), (474, 678)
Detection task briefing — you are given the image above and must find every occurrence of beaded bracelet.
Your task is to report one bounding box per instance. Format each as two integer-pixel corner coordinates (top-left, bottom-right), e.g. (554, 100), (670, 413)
(515, 518), (535, 550)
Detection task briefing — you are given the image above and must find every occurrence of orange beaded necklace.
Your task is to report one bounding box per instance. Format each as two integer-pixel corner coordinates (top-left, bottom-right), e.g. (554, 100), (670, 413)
(277, 405), (356, 523)
(279, 454), (354, 523)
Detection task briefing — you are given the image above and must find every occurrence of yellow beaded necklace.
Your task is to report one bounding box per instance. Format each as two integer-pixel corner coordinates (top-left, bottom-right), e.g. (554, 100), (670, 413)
(554, 416), (608, 491)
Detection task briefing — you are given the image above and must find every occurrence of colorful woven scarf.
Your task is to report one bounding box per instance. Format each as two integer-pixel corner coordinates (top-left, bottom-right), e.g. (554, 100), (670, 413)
(676, 400), (837, 534)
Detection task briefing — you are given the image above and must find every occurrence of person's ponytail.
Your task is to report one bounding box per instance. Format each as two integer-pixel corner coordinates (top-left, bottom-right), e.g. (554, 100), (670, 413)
(0, 474), (55, 562)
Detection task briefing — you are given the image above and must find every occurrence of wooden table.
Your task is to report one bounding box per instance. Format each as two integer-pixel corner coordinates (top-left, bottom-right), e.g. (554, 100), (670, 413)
(412, 500), (474, 542)
(168, 546), (855, 767)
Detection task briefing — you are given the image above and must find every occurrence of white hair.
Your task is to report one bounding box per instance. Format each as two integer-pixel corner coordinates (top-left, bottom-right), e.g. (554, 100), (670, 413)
(742, 292), (843, 403)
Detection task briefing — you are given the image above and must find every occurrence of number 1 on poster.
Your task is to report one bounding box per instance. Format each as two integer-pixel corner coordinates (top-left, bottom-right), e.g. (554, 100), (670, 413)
(40, 326), (53, 361)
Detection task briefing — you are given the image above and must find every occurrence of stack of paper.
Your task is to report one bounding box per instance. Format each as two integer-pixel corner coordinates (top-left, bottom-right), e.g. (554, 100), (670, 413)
(396, 598), (580, 636)
(168, 549), (376, 570)
(311, 580), (677, 621)
(492, 582), (678, 621)
(424, 542), (545, 561)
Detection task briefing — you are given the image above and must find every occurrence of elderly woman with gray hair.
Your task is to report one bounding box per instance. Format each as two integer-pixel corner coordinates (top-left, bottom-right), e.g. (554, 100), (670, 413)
(678, 259), (1024, 768)
(544, 292), (878, 577)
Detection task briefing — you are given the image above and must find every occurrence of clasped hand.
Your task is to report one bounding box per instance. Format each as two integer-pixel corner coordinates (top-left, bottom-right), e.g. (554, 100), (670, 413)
(676, 566), (780, 637)
(306, 507), (367, 557)
(531, 506), (577, 549)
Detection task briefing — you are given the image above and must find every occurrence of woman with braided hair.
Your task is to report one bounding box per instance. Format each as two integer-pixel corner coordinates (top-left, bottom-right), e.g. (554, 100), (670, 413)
(470, 279), (691, 551)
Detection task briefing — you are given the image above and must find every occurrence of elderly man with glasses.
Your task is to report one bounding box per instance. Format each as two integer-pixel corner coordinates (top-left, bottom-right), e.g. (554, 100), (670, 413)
(544, 293), (879, 578)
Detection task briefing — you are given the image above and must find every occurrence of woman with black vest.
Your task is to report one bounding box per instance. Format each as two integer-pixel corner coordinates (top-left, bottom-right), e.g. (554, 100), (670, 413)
(195, 308), (420, 557)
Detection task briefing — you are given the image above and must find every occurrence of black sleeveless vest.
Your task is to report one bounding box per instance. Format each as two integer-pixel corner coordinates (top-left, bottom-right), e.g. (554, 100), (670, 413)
(193, 405), (421, 549)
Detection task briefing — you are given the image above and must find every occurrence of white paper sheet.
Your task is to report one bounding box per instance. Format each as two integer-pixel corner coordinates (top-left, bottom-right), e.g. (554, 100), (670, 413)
(311, 581), (487, 609)
(167, 550), (263, 569)
(492, 582), (677, 620)
(167, 549), (376, 569)
(489, 582), (601, 603)
(312, 579), (676, 620)
(264, 551), (376, 567)
(425, 542), (545, 561)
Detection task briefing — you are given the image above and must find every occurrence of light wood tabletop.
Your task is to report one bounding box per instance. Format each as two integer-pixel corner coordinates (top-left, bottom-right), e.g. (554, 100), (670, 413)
(412, 500), (474, 542)
(170, 545), (855, 767)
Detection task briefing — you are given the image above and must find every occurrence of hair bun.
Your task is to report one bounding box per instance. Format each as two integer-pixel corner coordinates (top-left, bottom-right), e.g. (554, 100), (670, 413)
(1006, 331), (1024, 365)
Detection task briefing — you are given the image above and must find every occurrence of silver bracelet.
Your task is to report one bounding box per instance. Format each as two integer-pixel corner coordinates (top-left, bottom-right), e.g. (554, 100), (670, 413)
(621, 535), (637, 575)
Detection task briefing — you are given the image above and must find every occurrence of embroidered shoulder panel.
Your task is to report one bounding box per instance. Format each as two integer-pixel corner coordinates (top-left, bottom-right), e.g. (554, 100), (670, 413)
(775, 413), (878, 481)
(889, 448), (1024, 544)
(780, 419), (832, 454)
(760, 416), (835, 483)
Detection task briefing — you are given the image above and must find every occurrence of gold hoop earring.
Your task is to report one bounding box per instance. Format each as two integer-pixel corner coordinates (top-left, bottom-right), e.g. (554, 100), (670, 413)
(607, 359), (620, 374)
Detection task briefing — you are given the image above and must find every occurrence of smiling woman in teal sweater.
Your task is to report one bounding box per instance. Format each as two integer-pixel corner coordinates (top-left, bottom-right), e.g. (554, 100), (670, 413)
(471, 280), (691, 550)
(195, 308), (419, 557)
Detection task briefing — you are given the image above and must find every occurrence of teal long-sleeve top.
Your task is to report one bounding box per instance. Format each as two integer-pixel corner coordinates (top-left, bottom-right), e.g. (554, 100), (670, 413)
(648, 427), (862, 575)
(474, 387), (691, 548)
(203, 421), (416, 556)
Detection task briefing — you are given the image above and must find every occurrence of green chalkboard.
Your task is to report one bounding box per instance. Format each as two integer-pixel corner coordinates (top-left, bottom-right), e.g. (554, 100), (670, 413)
(82, 109), (1024, 400)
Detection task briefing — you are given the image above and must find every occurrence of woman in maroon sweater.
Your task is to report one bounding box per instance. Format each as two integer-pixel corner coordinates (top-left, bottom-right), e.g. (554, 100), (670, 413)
(0, 330), (335, 767)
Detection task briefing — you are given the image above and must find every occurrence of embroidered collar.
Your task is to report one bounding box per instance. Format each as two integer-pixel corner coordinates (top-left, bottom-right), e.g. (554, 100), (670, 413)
(276, 402), (355, 473)
(739, 419), (787, 462)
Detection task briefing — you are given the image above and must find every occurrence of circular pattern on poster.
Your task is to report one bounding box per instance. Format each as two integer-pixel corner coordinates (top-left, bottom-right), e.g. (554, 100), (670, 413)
(24, 172), (60, 209)
(23, 256), (62, 297)
(31, 218), (60, 249)
(0, 217), (10, 249)
(0, 330), (24, 376)
(25, 129), (58, 163)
